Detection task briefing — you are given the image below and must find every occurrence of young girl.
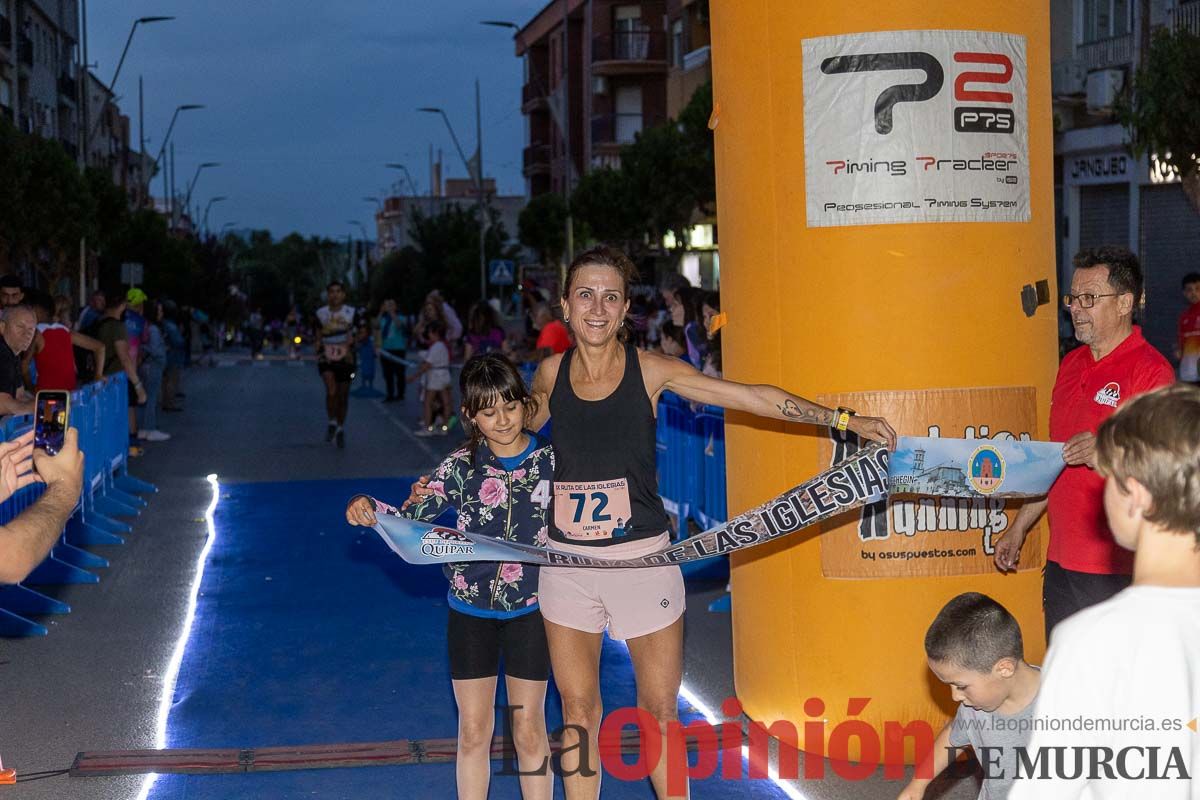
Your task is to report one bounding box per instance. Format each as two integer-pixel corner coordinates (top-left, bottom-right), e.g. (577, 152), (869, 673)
(346, 353), (553, 800)
(409, 319), (453, 436)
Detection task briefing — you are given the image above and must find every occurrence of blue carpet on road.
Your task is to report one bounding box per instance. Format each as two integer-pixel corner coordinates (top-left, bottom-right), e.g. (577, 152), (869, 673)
(148, 477), (783, 799)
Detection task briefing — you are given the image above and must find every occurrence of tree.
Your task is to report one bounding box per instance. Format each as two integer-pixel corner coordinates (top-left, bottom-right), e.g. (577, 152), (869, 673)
(1118, 27), (1200, 213)
(402, 202), (516, 310)
(568, 81), (716, 257)
(11, 133), (92, 288)
(518, 192), (568, 265)
(569, 167), (644, 252)
(675, 80), (716, 219)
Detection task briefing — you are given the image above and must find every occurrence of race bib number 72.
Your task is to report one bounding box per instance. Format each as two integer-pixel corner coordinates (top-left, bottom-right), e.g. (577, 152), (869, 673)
(553, 479), (633, 541)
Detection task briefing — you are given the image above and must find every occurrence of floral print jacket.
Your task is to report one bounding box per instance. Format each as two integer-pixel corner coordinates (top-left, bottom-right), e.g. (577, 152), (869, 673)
(366, 432), (554, 617)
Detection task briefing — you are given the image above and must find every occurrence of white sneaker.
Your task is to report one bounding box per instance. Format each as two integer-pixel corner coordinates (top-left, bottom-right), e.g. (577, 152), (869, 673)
(141, 430), (171, 442)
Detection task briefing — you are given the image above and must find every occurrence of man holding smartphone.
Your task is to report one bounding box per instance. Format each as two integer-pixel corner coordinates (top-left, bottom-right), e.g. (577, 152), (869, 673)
(0, 427), (83, 583)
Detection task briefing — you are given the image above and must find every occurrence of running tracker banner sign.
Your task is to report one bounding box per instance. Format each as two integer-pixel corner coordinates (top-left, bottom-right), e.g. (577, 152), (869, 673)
(802, 29), (1029, 227)
(369, 434), (1061, 570)
(817, 387), (1056, 579)
(373, 445), (891, 569)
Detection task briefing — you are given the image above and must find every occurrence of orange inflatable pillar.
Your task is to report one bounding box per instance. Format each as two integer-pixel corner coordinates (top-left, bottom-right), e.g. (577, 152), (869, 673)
(710, 1), (1056, 763)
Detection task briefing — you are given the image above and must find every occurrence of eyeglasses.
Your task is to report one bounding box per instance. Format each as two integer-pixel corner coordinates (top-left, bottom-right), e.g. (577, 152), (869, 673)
(1062, 292), (1121, 309)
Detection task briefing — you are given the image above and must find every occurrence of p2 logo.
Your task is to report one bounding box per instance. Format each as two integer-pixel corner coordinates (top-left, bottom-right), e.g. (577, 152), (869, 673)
(820, 49), (1016, 135)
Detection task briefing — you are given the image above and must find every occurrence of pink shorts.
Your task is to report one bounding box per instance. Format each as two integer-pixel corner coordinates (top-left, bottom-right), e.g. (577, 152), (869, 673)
(537, 533), (685, 641)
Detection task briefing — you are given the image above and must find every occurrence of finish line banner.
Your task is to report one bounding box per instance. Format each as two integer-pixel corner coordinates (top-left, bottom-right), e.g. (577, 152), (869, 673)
(888, 436), (1063, 497)
(368, 437), (1060, 570)
(817, 387), (1059, 578)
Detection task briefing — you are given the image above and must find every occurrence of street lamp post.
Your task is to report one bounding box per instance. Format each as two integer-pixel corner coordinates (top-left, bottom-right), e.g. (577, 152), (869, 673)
(482, 19), (575, 262)
(347, 219), (371, 280)
(185, 162), (220, 222)
(384, 163), (421, 197)
(418, 98), (487, 301)
(153, 104), (204, 213)
(85, 14), (174, 155)
(202, 196), (228, 237)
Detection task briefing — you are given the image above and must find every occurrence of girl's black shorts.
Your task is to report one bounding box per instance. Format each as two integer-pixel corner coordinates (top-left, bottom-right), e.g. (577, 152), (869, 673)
(447, 607), (550, 681)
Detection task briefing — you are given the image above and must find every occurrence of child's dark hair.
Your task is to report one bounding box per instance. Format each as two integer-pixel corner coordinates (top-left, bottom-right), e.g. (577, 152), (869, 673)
(459, 353), (538, 456)
(660, 321), (686, 352)
(924, 592), (1024, 673)
(426, 320), (446, 338)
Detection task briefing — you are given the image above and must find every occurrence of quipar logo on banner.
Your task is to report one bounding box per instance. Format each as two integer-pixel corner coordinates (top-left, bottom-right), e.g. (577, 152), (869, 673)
(817, 387), (1045, 579)
(802, 30), (1029, 227)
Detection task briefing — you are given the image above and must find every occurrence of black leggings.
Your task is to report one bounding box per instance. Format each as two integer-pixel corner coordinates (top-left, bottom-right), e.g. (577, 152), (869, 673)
(447, 608), (550, 681)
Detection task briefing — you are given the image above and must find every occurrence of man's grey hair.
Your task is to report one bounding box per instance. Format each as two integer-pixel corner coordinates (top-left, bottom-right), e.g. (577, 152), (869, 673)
(0, 304), (35, 322)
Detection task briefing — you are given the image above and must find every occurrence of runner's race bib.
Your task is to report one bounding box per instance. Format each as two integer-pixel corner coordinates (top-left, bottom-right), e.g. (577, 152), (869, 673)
(322, 342), (350, 362)
(553, 479), (633, 541)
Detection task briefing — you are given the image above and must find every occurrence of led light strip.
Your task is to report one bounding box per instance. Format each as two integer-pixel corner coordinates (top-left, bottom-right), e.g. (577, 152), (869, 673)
(135, 473), (222, 800)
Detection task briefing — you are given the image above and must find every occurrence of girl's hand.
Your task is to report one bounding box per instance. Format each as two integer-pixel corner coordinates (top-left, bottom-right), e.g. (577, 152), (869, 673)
(402, 475), (433, 510)
(345, 496), (378, 527)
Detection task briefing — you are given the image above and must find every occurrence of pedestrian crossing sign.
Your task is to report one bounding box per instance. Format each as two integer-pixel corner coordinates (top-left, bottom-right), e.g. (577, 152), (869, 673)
(488, 259), (515, 286)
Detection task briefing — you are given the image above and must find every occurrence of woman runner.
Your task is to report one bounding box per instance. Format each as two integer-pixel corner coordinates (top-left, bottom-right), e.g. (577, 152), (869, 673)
(412, 245), (896, 799)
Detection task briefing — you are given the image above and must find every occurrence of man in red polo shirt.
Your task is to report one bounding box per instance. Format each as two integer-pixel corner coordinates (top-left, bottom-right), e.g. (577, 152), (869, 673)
(994, 245), (1174, 640)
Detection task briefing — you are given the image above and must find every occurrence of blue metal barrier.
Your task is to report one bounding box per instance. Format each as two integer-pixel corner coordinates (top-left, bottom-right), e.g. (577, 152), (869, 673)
(655, 392), (727, 533)
(0, 375), (155, 637)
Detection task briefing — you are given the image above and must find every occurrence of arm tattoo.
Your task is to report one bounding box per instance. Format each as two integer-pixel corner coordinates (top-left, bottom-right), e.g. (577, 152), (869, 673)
(777, 399), (832, 426)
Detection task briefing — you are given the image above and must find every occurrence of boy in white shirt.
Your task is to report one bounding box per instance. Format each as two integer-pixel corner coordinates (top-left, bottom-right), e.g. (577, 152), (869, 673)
(1010, 383), (1200, 799)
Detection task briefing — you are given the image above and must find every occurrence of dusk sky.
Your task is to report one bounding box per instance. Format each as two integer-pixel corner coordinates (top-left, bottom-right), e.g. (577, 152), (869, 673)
(87, 1), (547, 239)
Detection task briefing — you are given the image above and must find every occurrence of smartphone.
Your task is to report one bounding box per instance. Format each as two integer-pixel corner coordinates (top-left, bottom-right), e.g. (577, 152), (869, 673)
(34, 390), (70, 456)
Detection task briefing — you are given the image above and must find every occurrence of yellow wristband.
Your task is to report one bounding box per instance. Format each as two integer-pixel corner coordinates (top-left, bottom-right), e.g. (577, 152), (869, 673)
(833, 408), (852, 432)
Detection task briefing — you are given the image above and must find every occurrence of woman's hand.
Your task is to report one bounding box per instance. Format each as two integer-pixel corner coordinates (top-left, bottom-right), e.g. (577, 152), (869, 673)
(402, 475), (433, 510)
(848, 414), (898, 450)
(345, 496), (378, 527)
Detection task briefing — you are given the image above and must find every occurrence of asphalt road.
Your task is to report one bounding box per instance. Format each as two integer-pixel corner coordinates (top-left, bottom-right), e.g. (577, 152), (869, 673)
(0, 355), (977, 799)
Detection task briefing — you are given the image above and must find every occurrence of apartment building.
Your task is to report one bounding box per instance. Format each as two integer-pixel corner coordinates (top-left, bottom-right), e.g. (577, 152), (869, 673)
(1, 0), (80, 155)
(1051, 0), (1200, 359)
(374, 174), (526, 260)
(665, 0), (710, 119)
(516, 0), (669, 198)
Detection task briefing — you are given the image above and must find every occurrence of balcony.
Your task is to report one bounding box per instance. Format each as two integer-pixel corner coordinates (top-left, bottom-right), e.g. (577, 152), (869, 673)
(58, 72), (78, 100)
(591, 111), (665, 146)
(682, 45), (711, 72)
(1075, 34), (1132, 71)
(522, 81), (548, 113)
(591, 30), (668, 75)
(523, 143), (552, 176)
(1170, 1), (1200, 33)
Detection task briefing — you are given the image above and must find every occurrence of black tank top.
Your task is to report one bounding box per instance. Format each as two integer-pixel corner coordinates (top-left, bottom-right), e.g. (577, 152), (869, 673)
(549, 342), (669, 546)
